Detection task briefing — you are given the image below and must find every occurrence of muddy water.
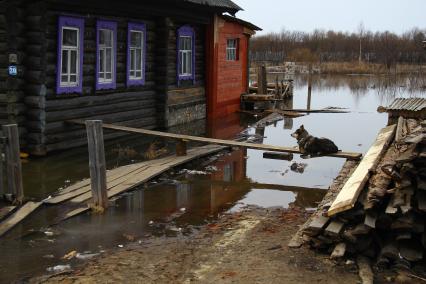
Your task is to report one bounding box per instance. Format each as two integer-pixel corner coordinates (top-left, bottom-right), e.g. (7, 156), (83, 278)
(0, 74), (425, 282)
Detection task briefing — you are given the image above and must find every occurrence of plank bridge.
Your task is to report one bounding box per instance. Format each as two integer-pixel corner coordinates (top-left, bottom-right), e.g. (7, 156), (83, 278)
(0, 119), (362, 237)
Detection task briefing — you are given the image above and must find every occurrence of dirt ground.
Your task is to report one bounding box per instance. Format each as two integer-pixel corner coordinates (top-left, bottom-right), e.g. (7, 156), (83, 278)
(32, 206), (360, 284)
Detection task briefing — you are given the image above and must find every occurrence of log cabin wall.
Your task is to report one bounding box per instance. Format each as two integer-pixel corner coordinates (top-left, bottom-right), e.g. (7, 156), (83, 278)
(41, 3), (158, 154)
(0, 0), (27, 147)
(2, 0), (228, 155)
(161, 19), (207, 128)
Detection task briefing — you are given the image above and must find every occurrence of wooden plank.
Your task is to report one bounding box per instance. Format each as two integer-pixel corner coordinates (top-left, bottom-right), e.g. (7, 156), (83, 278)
(68, 120), (362, 160)
(0, 202), (42, 237)
(395, 116), (405, 143)
(327, 124), (396, 216)
(2, 124), (24, 203)
(263, 151), (293, 161)
(0, 206), (15, 220)
(63, 145), (226, 219)
(86, 120), (108, 209)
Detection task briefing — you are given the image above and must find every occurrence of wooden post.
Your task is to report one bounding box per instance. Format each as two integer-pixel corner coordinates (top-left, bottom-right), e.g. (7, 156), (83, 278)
(0, 139), (4, 197)
(176, 140), (187, 156)
(307, 64), (312, 111)
(257, 65), (267, 94)
(85, 120), (108, 210)
(2, 124), (23, 204)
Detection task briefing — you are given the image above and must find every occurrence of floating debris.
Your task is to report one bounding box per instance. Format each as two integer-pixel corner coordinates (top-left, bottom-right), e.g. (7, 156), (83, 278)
(76, 252), (99, 260)
(62, 250), (77, 260)
(46, 265), (71, 273)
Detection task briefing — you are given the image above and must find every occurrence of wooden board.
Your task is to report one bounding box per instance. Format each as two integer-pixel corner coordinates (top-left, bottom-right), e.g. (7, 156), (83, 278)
(0, 202), (42, 237)
(327, 124), (396, 216)
(62, 145), (227, 220)
(68, 120), (362, 160)
(0, 206), (16, 220)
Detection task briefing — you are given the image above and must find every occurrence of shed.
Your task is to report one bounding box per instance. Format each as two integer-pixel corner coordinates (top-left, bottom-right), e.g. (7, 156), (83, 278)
(378, 97), (426, 123)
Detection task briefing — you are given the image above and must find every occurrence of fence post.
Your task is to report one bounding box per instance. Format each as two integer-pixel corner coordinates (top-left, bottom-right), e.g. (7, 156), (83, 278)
(257, 65), (267, 94)
(176, 139), (187, 156)
(2, 124), (23, 204)
(85, 120), (108, 210)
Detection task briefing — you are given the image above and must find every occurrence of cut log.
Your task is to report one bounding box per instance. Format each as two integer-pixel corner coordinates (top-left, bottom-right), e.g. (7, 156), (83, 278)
(364, 213), (377, 228)
(395, 116), (405, 143)
(328, 124), (396, 216)
(304, 215), (330, 236)
(330, 242), (346, 259)
(324, 220), (345, 237)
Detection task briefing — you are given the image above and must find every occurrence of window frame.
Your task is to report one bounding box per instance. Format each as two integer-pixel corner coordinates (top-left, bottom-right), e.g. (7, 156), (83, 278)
(96, 20), (117, 90)
(57, 16), (84, 94)
(226, 38), (239, 61)
(126, 22), (146, 87)
(177, 25), (195, 85)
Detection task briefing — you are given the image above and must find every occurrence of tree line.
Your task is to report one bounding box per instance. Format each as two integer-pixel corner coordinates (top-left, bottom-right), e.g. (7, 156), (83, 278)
(250, 28), (426, 68)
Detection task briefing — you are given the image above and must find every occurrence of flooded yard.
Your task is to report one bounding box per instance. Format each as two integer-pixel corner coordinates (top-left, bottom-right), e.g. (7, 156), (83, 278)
(0, 74), (425, 282)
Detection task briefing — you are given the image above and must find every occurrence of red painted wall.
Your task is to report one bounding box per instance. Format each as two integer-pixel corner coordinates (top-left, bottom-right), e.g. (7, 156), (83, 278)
(206, 16), (251, 119)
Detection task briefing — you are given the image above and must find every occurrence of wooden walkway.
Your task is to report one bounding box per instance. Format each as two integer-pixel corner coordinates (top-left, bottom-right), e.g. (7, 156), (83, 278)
(47, 144), (227, 220)
(69, 120), (362, 160)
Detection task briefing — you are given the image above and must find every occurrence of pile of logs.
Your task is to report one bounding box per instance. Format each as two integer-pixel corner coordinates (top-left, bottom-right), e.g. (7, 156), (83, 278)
(302, 119), (426, 272)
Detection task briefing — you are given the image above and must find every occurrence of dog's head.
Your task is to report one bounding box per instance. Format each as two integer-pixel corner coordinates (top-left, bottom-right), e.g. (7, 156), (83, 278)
(291, 125), (309, 141)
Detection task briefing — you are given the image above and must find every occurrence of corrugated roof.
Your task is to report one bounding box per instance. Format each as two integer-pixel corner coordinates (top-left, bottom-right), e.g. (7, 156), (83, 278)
(183, 0), (243, 12)
(386, 98), (426, 112)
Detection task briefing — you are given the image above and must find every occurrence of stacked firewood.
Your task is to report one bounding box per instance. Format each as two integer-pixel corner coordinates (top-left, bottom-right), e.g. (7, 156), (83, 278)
(302, 119), (426, 271)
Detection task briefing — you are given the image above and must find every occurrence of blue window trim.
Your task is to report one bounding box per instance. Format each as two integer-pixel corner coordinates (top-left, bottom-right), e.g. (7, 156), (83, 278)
(177, 25), (195, 86)
(56, 16), (84, 94)
(96, 20), (117, 90)
(127, 22), (146, 87)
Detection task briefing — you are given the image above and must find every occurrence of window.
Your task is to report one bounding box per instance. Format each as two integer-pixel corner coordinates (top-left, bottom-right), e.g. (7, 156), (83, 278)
(177, 26), (195, 84)
(96, 20), (117, 90)
(226, 39), (238, 61)
(179, 36), (192, 76)
(57, 16), (84, 94)
(127, 23), (146, 86)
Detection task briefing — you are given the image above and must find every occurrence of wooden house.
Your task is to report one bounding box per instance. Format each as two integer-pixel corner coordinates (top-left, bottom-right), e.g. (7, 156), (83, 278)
(0, 0), (260, 156)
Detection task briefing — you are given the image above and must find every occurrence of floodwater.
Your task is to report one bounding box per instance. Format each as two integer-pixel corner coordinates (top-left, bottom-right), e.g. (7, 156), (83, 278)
(0, 74), (425, 282)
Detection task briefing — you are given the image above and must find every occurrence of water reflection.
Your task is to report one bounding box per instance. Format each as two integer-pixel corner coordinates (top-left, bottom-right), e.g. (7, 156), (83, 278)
(1, 74), (425, 282)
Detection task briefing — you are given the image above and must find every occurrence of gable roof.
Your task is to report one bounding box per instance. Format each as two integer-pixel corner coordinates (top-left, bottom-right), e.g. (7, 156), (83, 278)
(183, 0), (242, 13)
(221, 14), (262, 31)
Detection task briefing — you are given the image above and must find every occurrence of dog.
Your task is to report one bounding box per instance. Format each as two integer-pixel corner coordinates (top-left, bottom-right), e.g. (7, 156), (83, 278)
(291, 125), (339, 156)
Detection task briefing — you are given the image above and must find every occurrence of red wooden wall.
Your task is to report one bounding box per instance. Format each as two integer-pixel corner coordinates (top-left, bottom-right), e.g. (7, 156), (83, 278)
(206, 16), (251, 120)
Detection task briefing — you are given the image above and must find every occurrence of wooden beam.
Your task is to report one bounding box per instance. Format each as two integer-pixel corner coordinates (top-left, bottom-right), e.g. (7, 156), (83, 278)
(0, 202), (42, 237)
(68, 120), (362, 160)
(2, 124), (24, 204)
(85, 120), (108, 210)
(327, 124), (396, 216)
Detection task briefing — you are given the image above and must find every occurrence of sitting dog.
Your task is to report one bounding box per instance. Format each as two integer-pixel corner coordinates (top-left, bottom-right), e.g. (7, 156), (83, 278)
(291, 125), (339, 156)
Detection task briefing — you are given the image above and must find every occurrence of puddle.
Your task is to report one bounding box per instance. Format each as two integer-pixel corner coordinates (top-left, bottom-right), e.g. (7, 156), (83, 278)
(1, 74), (425, 282)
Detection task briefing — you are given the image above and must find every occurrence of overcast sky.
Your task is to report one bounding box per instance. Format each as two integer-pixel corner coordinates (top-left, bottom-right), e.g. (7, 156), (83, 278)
(232, 0), (425, 35)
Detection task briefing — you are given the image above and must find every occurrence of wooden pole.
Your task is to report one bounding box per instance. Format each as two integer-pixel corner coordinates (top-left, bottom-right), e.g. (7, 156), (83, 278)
(176, 140), (187, 156)
(0, 139), (4, 198)
(2, 124), (23, 204)
(257, 65), (267, 94)
(85, 120), (108, 210)
(307, 65), (312, 111)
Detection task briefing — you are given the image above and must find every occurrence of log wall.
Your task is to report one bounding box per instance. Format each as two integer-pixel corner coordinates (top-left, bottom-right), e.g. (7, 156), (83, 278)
(0, 0), (27, 147)
(1, 0), (214, 155)
(164, 20), (206, 127)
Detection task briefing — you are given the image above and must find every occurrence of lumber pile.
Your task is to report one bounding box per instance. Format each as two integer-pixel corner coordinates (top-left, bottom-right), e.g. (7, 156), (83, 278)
(299, 119), (426, 272)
